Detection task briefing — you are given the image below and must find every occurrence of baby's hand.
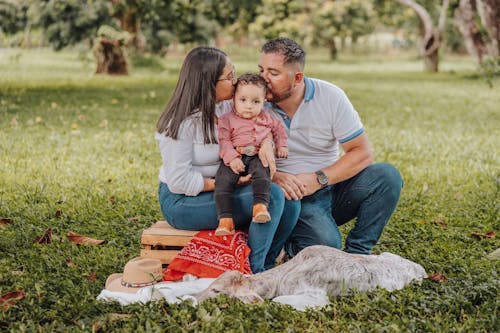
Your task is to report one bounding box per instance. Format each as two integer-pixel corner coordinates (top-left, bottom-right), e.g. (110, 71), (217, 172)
(229, 158), (245, 174)
(277, 146), (288, 159)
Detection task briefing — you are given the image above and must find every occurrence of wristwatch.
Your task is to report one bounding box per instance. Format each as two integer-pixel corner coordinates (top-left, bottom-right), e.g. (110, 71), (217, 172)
(315, 170), (329, 188)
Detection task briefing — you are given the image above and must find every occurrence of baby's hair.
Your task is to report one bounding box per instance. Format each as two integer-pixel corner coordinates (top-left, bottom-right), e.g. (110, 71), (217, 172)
(235, 73), (268, 94)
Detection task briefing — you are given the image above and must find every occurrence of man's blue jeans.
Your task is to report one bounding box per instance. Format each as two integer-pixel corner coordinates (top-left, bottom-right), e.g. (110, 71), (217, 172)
(285, 163), (403, 256)
(159, 182), (300, 273)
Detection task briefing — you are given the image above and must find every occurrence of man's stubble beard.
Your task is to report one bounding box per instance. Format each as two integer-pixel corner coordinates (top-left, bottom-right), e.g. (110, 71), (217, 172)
(268, 84), (294, 104)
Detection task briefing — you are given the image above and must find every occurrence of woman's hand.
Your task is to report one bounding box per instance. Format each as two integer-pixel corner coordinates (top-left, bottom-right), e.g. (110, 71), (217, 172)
(259, 138), (276, 178)
(202, 177), (215, 192)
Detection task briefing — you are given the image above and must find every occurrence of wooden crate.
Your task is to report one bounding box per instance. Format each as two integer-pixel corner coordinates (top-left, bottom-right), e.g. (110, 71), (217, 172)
(140, 221), (197, 264)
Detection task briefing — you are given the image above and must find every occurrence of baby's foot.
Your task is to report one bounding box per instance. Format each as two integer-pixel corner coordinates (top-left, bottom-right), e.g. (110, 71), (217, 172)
(252, 203), (270, 223)
(215, 217), (235, 235)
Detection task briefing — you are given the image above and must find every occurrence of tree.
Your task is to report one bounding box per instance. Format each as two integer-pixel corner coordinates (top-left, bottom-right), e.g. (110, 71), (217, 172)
(453, 0), (499, 65)
(453, 0), (488, 64)
(34, 0), (113, 51)
(94, 25), (129, 75)
(109, 0), (147, 51)
(204, 0), (262, 45)
(312, 0), (376, 60)
(476, 0), (499, 57)
(0, 0), (29, 35)
(396, 0), (451, 72)
(249, 0), (312, 45)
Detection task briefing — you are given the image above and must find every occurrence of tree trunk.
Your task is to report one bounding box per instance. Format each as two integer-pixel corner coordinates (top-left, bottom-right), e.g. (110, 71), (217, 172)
(397, 0), (450, 72)
(120, 9), (147, 52)
(94, 38), (128, 75)
(327, 39), (338, 60)
(454, 0), (488, 65)
(476, 0), (500, 57)
(424, 49), (439, 72)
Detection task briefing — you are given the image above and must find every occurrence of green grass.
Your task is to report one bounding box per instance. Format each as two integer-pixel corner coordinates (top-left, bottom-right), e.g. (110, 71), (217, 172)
(0, 47), (499, 332)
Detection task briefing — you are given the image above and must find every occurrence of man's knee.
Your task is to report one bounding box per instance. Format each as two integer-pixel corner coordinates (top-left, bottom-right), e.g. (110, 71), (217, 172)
(368, 163), (403, 199)
(315, 232), (342, 249)
(291, 220), (342, 251)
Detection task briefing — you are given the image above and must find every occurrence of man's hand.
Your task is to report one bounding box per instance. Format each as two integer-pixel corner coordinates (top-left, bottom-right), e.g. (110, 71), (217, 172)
(296, 173), (322, 197)
(273, 171), (307, 200)
(276, 146), (288, 159)
(259, 139), (276, 178)
(229, 158), (245, 174)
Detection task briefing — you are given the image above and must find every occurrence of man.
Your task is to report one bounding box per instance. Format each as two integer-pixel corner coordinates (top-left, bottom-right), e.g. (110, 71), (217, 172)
(259, 37), (403, 256)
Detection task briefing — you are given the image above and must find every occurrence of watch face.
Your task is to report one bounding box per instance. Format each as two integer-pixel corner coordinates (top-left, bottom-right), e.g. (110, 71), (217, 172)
(317, 171), (328, 186)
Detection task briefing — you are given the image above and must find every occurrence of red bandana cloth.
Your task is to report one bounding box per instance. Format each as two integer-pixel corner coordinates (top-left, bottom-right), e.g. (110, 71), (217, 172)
(163, 230), (252, 281)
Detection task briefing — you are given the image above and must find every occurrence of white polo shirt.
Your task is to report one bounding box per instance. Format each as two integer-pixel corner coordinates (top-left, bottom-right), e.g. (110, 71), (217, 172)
(268, 77), (364, 174)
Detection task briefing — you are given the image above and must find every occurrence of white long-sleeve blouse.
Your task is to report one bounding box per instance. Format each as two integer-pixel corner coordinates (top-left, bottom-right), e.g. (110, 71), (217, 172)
(156, 100), (232, 196)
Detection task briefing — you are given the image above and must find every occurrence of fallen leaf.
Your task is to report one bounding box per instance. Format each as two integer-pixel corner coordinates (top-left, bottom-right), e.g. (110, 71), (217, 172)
(432, 220), (448, 229)
(453, 193), (464, 200)
(11, 117), (18, 127)
(66, 232), (105, 245)
(35, 116), (43, 123)
(129, 216), (141, 222)
(51, 102), (58, 109)
(0, 290), (26, 311)
(71, 123), (79, 129)
(55, 210), (63, 218)
(34, 228), (52, 244)
(422, 183), (429, 193)
(471, 231), (496, 239)
(0, 218), (13, 227)
(78, 115), (86, 121)
(109, 196), (116, 205)
(111, 98), (119, 104)
(416, 219), (426, 225)
(99, 119), (108, 128)
(65, 258), (75, 266)
(92, 322), (102, 331)
(427, 273), (448, 283)
(87, 272), (98, 281)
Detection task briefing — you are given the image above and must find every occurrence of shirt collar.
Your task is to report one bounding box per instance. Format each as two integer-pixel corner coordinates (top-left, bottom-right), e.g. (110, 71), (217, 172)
(304, 77), (315, 101)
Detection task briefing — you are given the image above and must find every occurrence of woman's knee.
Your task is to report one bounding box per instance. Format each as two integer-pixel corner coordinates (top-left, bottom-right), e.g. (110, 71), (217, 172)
(269, 184), (285, 208)
(283, 199), (301, 223)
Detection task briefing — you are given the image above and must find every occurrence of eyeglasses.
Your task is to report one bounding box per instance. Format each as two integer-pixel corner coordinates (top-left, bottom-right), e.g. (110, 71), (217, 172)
(218, 70), (236, 83)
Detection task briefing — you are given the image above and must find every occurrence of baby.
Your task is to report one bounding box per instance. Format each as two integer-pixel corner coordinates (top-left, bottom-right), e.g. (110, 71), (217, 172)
(214, 73), (288, 235)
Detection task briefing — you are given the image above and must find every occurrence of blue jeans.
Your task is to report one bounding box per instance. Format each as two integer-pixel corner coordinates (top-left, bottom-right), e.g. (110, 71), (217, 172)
(158, 182), (300, 273)
(285, 163), (403, 256)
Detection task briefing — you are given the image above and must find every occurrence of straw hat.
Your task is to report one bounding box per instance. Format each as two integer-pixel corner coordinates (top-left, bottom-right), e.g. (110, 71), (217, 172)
(105, 257), (163, 293)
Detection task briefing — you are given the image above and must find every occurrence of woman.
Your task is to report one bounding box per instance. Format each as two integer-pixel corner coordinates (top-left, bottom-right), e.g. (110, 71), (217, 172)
(156, 46), (300, 273)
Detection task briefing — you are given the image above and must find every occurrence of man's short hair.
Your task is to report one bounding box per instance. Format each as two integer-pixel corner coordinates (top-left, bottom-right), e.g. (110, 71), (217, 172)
(261, 37), (306, 70)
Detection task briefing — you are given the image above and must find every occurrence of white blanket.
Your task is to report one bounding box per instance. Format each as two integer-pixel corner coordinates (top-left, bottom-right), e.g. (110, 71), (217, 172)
(97, 275), (329, 311)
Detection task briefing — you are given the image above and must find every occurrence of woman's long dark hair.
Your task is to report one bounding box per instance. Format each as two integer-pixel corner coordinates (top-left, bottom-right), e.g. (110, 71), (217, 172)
(156, 46), (227, 144)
